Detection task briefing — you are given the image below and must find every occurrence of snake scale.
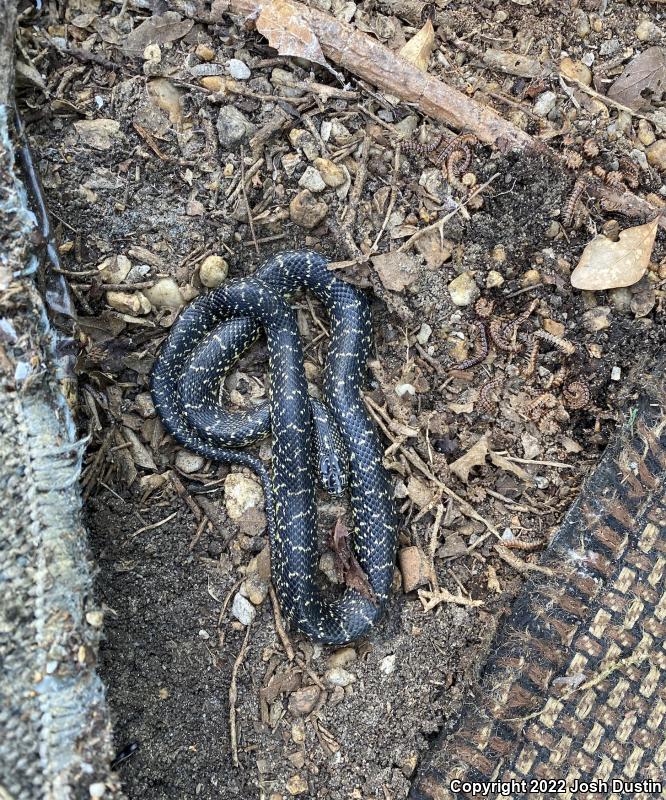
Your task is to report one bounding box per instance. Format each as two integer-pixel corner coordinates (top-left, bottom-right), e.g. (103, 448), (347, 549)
(150, 250), (398, 645)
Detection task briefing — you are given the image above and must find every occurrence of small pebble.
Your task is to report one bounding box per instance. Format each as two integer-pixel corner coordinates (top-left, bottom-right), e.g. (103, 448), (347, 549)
(325, 667), (356, 687)
(637, 119), (656, 147)
(416, 323), (432, 345)
(582, 306), (611, 332)
(243, 574), (269, 605)
(89, 783), (106, 799)
(313, 157), (346, 188)
(635, 19), (661, 42)
(288, 685), (320, 716)
(631, 289), (655, 318)
(195, 43), (215, 61)
(398, 546), (429, 593)
(609, 287), (632, 312)
(448, 272), (480, 306)
(328, 646), (357, 669)
(395, 383), (416, 398)
(543, 318), (565, 337)
(143, 278), (183, 309)
(224, 473), (264, 519)
(599, 38), (620, 56)
(227, 58), (251, 79)
(533, 91), (557, 117)
(106, 290), (151, 315)
(486, 270), (504, 288)
(286, 775), (308, 796)
(289, 190), (328, 229)
(379, 654), (396, 675)
(216, 106), (255, 148)
(298, 166), (326, 193)
(288, 129), (318, 160)
(611, 366), (622, 381)
(199, 255), (229, 288)
(175, 450), (205, 474)
(98, 254), (131, 283)
(86, 611), (104, 628)
(647, 140), (666, 172)
(559, 57), (591, 86)
(521, 269), (541, 287)
(201, 76), (225, 92)
(291, 719), (306, 744)
(231, 592), (256, 626)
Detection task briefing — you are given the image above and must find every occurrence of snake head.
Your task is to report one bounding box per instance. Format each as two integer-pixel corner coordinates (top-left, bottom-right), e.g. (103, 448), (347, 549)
(318, 453), (348, 496)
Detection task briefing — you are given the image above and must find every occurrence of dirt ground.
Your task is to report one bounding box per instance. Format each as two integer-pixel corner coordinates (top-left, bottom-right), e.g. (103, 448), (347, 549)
(16, 0), (665, 798)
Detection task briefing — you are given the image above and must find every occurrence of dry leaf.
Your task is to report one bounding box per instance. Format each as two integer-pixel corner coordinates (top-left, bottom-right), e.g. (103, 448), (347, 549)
(398, 20), (435, 72)
(371, 252), (419, 292)
(256, 0), (329, 71)
(73, 118), (121, 150)
(447, 400), (474, 415)
(124, 12), (194, 54)
(147, 78), (184, 127)
(487, 564), (501, 593)
(607, 47), (666, 111)
(482, 49), (545, 79)
(489, 452), (533, 484)
(406, 475), (433, 508)
(330, 519), (377, 602)
(398, 546), (430, 593)
(571, 218), (659, 290)
(450, 436), (488, 483)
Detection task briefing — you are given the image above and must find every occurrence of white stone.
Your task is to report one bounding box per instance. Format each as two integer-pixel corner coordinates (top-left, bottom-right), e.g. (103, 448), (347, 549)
(232, 592), (256, 625)
(227, 58), (251, 79)
(533, 91), (557, 117)
(325, 667), (356, 687)
(298, 166), (326, 193)
(379, 654), (396, 675)
(416, 323), (432, 345)
(448, 272), (480, 306)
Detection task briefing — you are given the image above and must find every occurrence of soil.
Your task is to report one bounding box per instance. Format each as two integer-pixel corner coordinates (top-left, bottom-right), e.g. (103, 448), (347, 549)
(15, 0), (665, 798)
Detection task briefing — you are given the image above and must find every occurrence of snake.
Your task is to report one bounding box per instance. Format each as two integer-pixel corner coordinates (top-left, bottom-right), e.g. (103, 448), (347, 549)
(150, 250), (398, 645)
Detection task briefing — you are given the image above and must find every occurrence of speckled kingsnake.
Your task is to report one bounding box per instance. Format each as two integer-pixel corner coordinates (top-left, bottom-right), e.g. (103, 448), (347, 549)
(150, 250), (398, 644)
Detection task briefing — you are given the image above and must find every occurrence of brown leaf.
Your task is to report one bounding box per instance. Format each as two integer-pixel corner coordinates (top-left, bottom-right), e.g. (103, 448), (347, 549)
(489, 452), (533, 484)
(330, 519), (377, 603)
(398, 20), (435, 72)
(449, 435), (488, 483)
(607, 47), (666, 111)
(371, 252), (419, 292)
(256, 0), (329, 71)
(571, 218), (658, 290)
(73, 119), (122, 151)
(124, 12), (194, 55)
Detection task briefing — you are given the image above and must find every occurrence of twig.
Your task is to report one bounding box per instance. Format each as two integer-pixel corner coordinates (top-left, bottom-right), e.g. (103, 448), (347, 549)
(131, 510), (178, 538)
(494, 544), (554, 576)
(428, 503), (445, 590)
(229, 623), (252, 768)
(364, 394), (500, 538)
(371, 143), (400, 252)
(240, 145), (259, 255)
(398, 173), (501, 253)
(269, 585), (295, 660)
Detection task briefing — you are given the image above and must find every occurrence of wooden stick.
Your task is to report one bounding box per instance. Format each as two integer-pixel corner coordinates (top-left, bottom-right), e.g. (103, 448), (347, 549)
(205, 0), (664, 227)
(211, 0), (534, 152)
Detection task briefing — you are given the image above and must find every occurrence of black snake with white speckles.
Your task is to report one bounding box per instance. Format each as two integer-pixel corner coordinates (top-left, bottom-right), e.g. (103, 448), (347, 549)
(150, 251), (398, 644)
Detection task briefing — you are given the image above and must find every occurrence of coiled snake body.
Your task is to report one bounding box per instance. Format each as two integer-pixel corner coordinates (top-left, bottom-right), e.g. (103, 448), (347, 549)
(150, 251), (398, 644)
